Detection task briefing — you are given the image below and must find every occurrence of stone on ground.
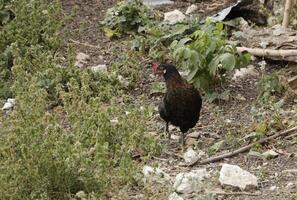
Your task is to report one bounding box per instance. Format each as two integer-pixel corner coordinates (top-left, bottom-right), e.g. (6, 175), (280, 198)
(174, 168), (210, 194)
(219, 164), (258, 190)
(164, 10), (186, 24)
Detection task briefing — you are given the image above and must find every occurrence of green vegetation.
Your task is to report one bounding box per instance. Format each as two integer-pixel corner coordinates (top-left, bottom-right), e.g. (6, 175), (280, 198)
(101, 0), (159, 38)
(0, 0), (159, 199)
(257, 73), (284, 103)
(102, 1), (251, 94)
(2, 0), (295, 199)
(171, 20), (251, 92)
(0, 0), (61, 99)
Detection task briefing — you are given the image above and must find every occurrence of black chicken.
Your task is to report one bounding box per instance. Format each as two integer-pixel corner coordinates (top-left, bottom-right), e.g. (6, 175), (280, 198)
(152, 63), (202, 148)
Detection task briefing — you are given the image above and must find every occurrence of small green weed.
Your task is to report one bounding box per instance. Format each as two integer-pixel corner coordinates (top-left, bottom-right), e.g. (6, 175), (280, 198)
(257, 73), (284, 104)
(0, 0), (62, 99)
(0, 0), (14, 26)
(101, 0), (159, 38)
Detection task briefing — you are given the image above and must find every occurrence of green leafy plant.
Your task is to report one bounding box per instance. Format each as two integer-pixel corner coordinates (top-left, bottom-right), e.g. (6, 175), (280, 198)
(132, 17), (201, 60)
(101, 0), (159, 38)
(170, 19), (251, 92)
(257, 73), (284, 103)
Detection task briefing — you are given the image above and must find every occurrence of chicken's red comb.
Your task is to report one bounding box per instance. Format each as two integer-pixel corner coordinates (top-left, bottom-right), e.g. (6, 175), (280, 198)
(152, 63), (160, 71)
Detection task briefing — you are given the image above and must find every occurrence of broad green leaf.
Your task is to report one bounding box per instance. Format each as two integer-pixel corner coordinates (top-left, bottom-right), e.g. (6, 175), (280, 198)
(208, 57), (219, 76)
(171, 24), (189, 35)
(219, 53), (236, 71)
(174, 37), (192, 49)
(187, 66), (199, 81)
(190, 51), (200, 67)
(193, 75), (210, 91)
(170, 40), (178, 49)
(183, 48), (191, 59)
(205, 41), (217, 56)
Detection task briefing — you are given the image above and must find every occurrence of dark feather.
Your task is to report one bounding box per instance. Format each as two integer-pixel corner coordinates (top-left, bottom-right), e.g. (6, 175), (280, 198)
(158, 64), (202, 135)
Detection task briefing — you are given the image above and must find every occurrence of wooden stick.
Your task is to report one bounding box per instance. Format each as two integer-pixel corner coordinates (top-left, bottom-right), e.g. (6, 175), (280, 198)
(285, 131), (297, 139)
(282, 169), (297, 173)
(282, 0), (293, 28)
(288, 75), (297, 90)
(215, 192), (260, 196)
(69, 39), (101, 49)
(237, 47), (297, 58)
(185, 126), (297, 166)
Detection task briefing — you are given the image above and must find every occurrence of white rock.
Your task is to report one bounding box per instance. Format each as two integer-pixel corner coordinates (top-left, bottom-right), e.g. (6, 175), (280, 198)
(186, 4), (198, 15)
(269, 185), (277, 191)
(117, 75), (130, 87)
(164, 10), (186, 25)
(76, 52), (90, 61)
(219, 164), (258, 190)
(183, 148), (198, 163)
(258, 60), (267, 71)
(286, 182), (297, 189)
(259, 41), (269, 48)
(168, 192), (184, 200)
(110, 118), (119, 124)
(143, 165), (171, 184)
(232, 65), (259, 81)
(236, 94), (246, 101)
(91, 64), (107, 73)
(174, 169), (210, 194)
(75, 52), (90, 68)
(187, 131), (200, 138)
(2, 98), (15, 110)
(143, 0), (173, 6)
(262, 150), (279, 159)
(75, 191), (87, 199)
(225, 119), (232, 123)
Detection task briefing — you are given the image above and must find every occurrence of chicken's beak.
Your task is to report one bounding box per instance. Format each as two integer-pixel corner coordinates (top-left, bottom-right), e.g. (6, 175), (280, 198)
(152, 63), (160, 72)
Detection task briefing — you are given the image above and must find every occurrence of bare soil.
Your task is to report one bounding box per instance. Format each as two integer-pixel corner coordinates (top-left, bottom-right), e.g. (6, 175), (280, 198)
(60, 0), (297, 199)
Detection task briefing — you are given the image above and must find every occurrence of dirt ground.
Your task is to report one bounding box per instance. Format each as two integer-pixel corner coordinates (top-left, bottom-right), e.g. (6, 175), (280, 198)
(60, 0), (297, 199)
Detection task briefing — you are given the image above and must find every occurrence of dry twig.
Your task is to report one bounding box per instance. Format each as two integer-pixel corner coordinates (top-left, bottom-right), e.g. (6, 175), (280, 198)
(185, 126), (297, 167)
(288, 75), (297, 90)
(69, 39), (100, 49)
(215, 192), (260, 196)
(285, 131), (297, 139)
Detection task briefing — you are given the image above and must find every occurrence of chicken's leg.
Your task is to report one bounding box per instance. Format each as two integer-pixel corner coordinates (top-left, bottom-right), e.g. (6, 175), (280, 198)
(181, 132), (185, 152)
(165, 122), (170, 139)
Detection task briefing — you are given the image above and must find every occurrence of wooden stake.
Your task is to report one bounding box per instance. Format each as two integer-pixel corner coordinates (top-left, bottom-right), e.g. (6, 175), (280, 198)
(282, 0), (293, 28)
